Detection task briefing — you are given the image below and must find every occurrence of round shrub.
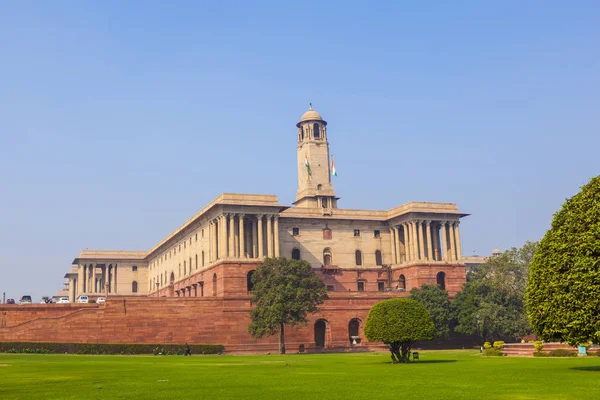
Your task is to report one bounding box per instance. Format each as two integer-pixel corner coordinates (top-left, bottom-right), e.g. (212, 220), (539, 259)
(533, 341), (544, 352)
(483, 342), (492, 349)
(493, 341), (505, 350)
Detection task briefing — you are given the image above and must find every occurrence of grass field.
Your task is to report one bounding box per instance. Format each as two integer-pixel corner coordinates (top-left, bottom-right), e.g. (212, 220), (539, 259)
(1, 350), (600, 400)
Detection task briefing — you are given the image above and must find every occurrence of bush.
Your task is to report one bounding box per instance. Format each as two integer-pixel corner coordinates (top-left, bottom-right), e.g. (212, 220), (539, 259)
(483, 342), (492, 349)
(88, 299), (97, 304)
(533, 341), (544, 352)
(493, 341), (505, 350)
(548, 349), (576, 357)
(0, 342), (224, 355)
(533, 351), (550, 357)
(483, 348), (503, 357)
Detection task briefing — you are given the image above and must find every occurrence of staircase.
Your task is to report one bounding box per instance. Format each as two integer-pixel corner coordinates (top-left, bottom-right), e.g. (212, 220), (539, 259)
(502, 343), (577, 357)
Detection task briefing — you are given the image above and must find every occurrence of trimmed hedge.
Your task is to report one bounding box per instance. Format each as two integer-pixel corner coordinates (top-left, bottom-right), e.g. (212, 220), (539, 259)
(533, 351), (550, 357)
(548, 349), (576, 357)
(482, 348), (503, 357)
(0, 342), (223, 355)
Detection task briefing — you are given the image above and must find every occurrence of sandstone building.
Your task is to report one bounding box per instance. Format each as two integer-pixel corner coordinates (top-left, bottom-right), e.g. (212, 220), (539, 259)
(2, 106), (468, 353)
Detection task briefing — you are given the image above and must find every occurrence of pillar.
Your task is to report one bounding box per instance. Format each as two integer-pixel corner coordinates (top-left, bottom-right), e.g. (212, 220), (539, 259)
(432, 223), (440, 261)
(78, 266), (84, 295)
(252, 218), (258, 258)
(410, 221), (418, 261)
(220, 215), (226, 259)
(239, 214), (246, 258)
(208, 221), (213, 262)
(257, 215), (264, 258)
(390, 227), (397, 264)
(229, 214), (235, 258)
(403, 223), (410, 262)
(454, 221), (462, 261)
(441, 222), (449, 261)
(425, 220), (433, 261)
(274, 216), (280, 257)
(91, 264), (96, 294)
(266, 215), (273, 257)
(417, 220), (425, 260)
(449, 221), (457, 262)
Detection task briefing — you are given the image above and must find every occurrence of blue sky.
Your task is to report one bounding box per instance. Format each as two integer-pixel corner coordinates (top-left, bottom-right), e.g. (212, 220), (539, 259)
(1, 1), (598, 301)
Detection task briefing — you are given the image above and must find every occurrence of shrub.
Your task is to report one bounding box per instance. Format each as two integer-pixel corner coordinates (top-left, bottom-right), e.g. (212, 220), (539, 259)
(0, 342), (224, 355)
(88, 299), (97, 304)
(533, 351), (550, 357)
(483, 342), (492, 349)
(483, 348), (503, 357)
(549, 349), (576, 357)
(533, 341), (544, 352)
(493, 341), (505, 350)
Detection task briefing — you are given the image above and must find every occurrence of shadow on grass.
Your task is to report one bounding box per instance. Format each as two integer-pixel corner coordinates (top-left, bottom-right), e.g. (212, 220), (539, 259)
(570, 366), (600, 372)
(368, 359), (458, 365)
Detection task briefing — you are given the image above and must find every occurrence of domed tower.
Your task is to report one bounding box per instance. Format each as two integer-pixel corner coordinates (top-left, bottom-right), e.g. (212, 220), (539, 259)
(294, 104), (338, 209)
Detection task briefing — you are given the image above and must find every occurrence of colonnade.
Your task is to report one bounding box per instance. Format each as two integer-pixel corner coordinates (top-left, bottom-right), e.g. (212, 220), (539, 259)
(389, 220), (461, 264)
(208, 213), (280, 262)
(78, 264), (118, 294)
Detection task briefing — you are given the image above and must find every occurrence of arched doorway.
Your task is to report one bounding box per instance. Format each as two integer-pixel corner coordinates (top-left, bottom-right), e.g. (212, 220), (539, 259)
(348, 318), (360, 345)
(314, 319), (327, 348)
(437, 271), (446, 290)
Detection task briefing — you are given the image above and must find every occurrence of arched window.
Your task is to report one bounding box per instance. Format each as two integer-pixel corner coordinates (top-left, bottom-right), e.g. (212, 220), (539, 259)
(132, 281), (138, 293)
(317, 184), (322, 191)
(437, 271), (446, 290)
(292, 248), (301, 260)
(323, 248), (332, 265)
(399, 274), (406, 290)
(375, 250), (382, 266)
(247, 270), (256, 291)
(355, 250), (362, 266)
(313, 123), (320, 139)
(348, 318), (360, 345)
(321, 198), (328, 208)
(212, 273), (217, 296)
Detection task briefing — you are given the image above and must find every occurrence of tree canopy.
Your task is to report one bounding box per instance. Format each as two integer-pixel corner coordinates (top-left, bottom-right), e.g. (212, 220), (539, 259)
(526, 176), (600, 346)
(248, 257), (328, 354)
(410, 284), (452, 338)
(364, 298), (435, 363)
(453, 241), (536, 341)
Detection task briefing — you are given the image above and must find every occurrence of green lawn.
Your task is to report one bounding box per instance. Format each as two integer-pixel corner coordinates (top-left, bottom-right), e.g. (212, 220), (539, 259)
(1, 350), (599, 400)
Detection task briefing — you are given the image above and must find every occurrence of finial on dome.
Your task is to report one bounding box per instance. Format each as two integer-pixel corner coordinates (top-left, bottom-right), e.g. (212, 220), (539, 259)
(309, 103), (313, 110)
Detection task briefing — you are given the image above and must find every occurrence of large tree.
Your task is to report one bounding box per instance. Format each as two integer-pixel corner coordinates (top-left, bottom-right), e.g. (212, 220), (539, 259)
(248, 257), (328, 354)
(364, 298), (435, 363)
(452, 241), (536, 341)
(410, 284), (452, 338)
(526, 176), (600, 346)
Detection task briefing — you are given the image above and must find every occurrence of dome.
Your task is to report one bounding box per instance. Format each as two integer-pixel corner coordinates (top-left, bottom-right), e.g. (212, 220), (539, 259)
(492, 248), (501, 255)
(297, 104), (327, 127)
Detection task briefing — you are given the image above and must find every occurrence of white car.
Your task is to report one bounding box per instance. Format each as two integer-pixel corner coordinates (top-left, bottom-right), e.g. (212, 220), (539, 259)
(96, 297), (106, 304)
(77, 296), (89, 303)
(57, 297), (70, 304)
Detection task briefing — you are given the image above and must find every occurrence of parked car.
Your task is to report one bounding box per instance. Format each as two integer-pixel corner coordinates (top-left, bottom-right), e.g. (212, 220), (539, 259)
(96, 297), (106, 304)
(77, 295), (89, 303)
(40, 296), (53, 304)
(6, 299), (15, 304)
(19, 295), (32, 304)
(57, 297), (70, 304)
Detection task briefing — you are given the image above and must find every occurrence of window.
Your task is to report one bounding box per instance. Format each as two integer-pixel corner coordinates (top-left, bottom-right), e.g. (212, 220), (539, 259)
(355, 250), (362, 266)
(189, 257), (192, 273)
(323, 248), (332, 265)
(375, 250), (382, 266)
(292, 248), (301, 260)
(313, 123), (320, 139)
(374, 230), (381, 238)
(317, 184), (322, 191)
(326, 285), (334, 292)
(179, 244), (181, 252)
(212, 273), (217, 296)
(247, 270), (256, 291)
(184, 241), (186, 249)
(399, 274), (406, 290)
(437, 271), (446, 290)
(354, 229), (360, 237)
(195, 233), (198, 241)
(321, 198), (328, 208)
(195, 254), (198, 270)
(202, 251), (205, 266)
(132, 266), (137, 272)
(184, 261), (186, 275)
(202, 229), (204, 238)
(132, 281), (138, 293)
(292, 227), (300, 236)
(378, 281), (385, 292)
(357, 282), (365, 292)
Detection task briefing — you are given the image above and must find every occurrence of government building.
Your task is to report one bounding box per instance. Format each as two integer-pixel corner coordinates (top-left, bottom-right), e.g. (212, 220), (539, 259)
(2, 106), (468, 353)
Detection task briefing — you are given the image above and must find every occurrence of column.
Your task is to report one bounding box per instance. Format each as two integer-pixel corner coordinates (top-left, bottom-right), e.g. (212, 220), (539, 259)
(229, 214), (235, 258)
(410, 221), (418, 261)
(252, 218), (258, 258)
(113, 265), (117, 294)
(441, 222), (449, 261)
(239, 214), (246, 258)
(417, 220), (425, 260)
(454, 221), (462, 261)
(213, 219), (218, 261)
(389, 227), (397, 264)
(425, 220), (433, 261)
(449, 221), (457, 262)
(257, 215), (264, 258)
(218, 215), (225, 259)
(208, 221), (213, 262)
(266, 215), (273, 257)
(274, 216), (280, 257)
(403, 223), (410, 262)
(78, 266), (84, 295)
(91, 264), (96, 293)
(432, 223), (440, 261)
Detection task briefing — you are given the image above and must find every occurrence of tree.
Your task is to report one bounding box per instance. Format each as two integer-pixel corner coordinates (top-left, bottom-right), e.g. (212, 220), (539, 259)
(452, 242), (536, 342)
(526, 176), (600, 346)
(248, 257), (328, 354)
(410, 284), (452, 338)
(364, 298), (435, 363)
